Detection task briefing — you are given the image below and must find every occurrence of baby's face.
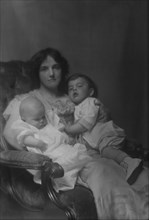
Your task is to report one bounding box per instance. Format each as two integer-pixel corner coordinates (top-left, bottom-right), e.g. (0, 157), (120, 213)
(25, 105), (47, 129)
(68, 77), (91, 105)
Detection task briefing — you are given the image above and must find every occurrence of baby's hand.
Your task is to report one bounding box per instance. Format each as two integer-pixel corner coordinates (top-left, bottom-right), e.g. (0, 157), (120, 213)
(36, 140), (47, 152)
(58, 124), (70, 135)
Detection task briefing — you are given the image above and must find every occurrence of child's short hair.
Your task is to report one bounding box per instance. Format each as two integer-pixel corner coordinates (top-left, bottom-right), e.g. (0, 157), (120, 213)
(66, 73), (98, 98)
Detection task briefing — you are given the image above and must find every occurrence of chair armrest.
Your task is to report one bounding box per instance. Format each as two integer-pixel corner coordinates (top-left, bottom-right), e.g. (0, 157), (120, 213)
(0, 150), (51, 169)
(0, 150), (64, 178)
(41, 163), (74, 219)
(0, 149), (64, 212)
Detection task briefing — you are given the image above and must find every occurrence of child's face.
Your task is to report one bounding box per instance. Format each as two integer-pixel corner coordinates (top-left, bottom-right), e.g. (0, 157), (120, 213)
(24, 105), (47, 129)
(68, 77), (93, 105)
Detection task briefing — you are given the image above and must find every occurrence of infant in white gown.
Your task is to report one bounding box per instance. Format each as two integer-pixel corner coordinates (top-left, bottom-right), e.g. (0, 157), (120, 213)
(11, 96), (92, 192)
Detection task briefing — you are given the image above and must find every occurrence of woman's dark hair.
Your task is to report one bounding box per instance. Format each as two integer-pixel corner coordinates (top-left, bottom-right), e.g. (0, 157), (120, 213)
(66, 73), (98, 98)
(29, 47), (69, 94)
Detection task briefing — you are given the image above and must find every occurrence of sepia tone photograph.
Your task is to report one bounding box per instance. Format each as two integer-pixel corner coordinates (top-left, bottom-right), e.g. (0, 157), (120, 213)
(0, 0), (148, 219)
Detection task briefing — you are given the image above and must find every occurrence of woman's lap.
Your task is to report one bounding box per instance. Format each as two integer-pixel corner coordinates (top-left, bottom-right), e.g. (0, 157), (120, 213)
(79, 155), (126, 188)
(78, 154), (149, 219)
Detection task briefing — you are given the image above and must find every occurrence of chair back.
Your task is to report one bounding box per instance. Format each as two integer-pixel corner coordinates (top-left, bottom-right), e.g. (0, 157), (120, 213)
(0, 61), (32, 150)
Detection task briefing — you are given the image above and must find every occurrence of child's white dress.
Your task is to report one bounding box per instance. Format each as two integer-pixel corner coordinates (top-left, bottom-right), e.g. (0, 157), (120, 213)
(75, 97), (126, 152)
(11, 120), (91, 192)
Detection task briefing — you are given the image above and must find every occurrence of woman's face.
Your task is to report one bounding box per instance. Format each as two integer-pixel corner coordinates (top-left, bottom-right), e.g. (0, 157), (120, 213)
(39, 56), (62, 91)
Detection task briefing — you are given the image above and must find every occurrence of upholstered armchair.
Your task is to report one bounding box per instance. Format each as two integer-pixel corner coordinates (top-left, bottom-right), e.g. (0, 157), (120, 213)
(0, 61), (147, 220)
(0, 60), (98, 220)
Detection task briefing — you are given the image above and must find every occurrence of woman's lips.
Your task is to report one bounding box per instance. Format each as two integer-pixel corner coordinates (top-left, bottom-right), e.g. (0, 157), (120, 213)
(48, 78), (56, 81)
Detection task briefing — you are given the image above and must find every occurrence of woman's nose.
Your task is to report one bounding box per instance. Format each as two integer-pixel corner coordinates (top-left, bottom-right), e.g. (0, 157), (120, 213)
(48, 67), (54, 76)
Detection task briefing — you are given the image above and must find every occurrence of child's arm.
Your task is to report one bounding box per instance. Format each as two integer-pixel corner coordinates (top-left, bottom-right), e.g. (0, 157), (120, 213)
(64, 121), (88, 136)
(64, 98), (99, 136)
(23, 135), (47, 152)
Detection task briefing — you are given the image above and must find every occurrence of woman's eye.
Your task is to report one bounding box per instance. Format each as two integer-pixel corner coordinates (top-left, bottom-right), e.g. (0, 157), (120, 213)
(52, 64), (61, 70)
(40, 66), (48, 71)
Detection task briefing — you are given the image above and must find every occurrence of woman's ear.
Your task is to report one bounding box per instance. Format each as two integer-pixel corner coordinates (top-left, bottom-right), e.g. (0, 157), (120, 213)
(89, 88), (94, 97)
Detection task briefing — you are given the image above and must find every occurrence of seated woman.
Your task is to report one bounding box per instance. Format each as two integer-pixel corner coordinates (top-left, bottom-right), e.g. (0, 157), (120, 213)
(3, 47), (149, 220)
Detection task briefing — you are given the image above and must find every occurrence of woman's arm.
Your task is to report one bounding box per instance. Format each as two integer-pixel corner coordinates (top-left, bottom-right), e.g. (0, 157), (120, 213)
(3, 96), (25, 150)
(3, 114), (23, 150)
(97, 101), (111, 122)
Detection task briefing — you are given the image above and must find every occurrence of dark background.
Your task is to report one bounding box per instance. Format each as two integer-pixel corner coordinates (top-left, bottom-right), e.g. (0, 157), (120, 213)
(0, 0), (148, 149)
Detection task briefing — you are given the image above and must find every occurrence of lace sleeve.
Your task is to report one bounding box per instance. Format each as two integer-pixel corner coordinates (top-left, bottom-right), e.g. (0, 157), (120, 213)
(3, 94), (28, 121)
(3, 97), (20, 121)
(54, 98), (75, 125)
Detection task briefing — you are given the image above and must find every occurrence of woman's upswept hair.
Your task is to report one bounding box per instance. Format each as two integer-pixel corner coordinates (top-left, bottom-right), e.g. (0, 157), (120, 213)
(66, 73), (98, 98)
(29, 47), (69, 94)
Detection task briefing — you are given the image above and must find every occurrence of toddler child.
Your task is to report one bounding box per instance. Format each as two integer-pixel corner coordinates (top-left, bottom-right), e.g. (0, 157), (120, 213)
(11, 96), (92, 192)
(64, 73), (143, 185)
